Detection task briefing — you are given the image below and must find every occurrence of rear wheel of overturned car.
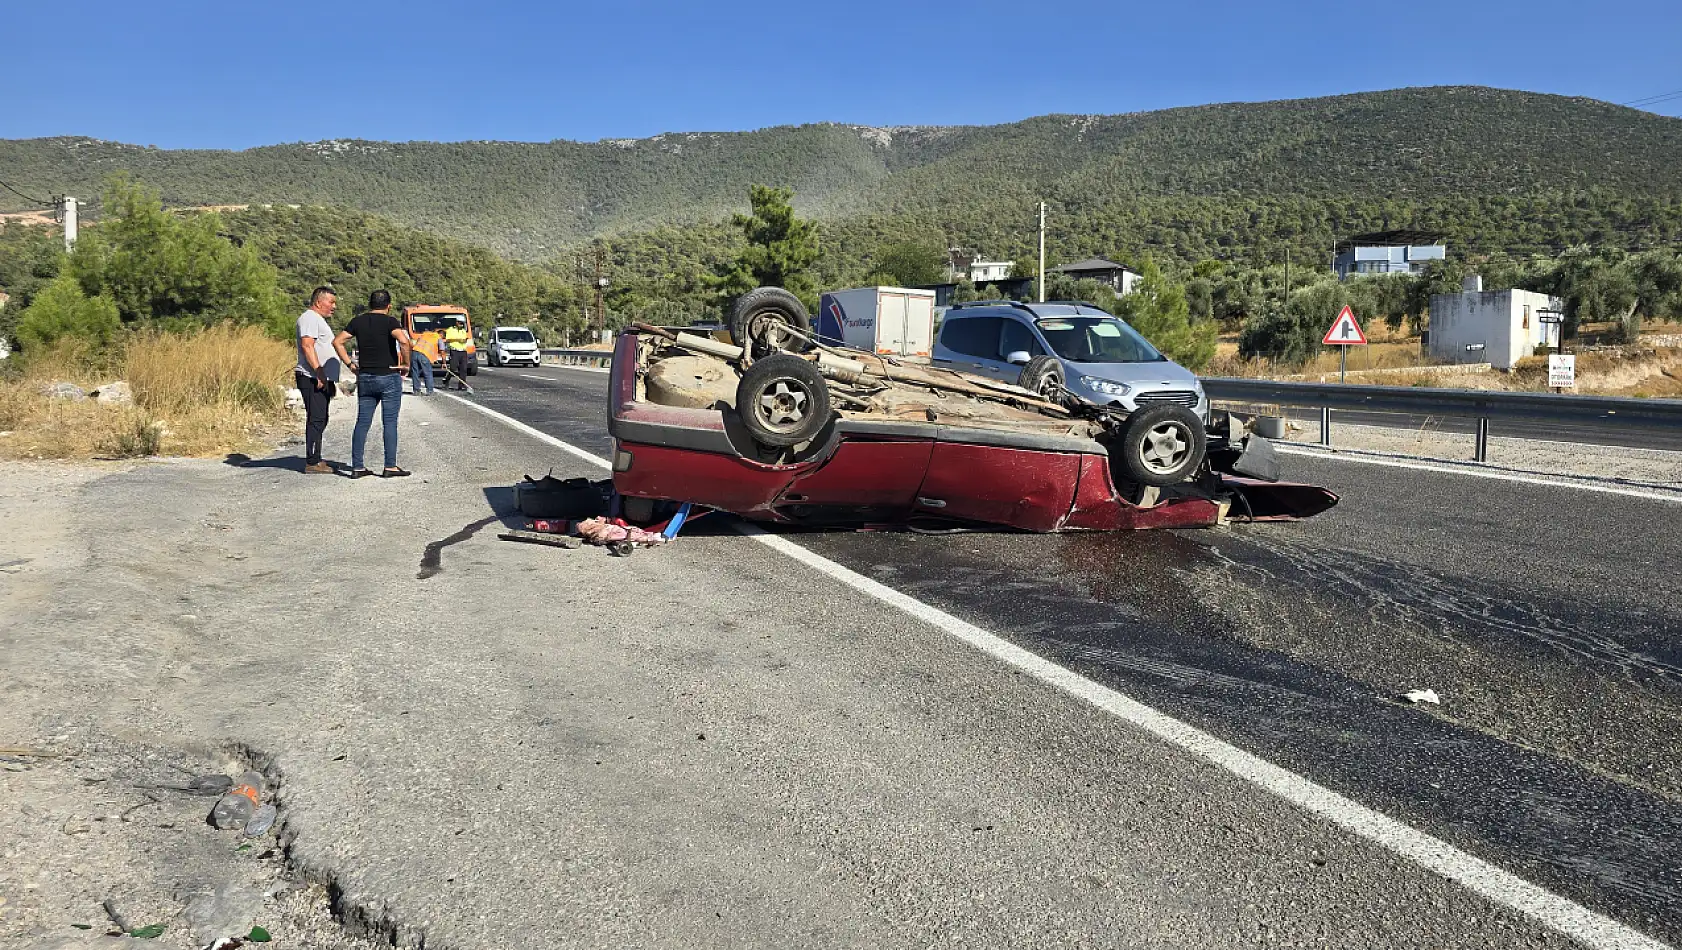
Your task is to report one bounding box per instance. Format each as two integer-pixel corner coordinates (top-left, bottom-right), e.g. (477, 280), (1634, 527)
(728, 287), (814, 357)
(736, 354), (832, 449)
(1116, 404), (1207, 487)
(1016, 355), (1065, 398)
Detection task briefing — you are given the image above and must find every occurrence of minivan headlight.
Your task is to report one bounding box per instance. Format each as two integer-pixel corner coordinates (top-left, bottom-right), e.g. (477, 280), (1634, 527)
(1080, 376), (1131, 396)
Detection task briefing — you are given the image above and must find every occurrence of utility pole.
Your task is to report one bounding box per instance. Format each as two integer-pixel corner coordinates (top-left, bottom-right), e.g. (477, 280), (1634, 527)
(1284, 246), (1290, 301)
(1037, 201), (1047, 303)
(592, 246), (610, 342)
(57, 196), (77, 252)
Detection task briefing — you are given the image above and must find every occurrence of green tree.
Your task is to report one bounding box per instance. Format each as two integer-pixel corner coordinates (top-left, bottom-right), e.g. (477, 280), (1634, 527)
(870, 241), (945, 287)
(15, 273), (121, 351)
(1010, 256), (1041, 294)
(1239, 278), (1350, 365)
(69, 176), (290, 335)
(710, 185), (820, 310)
(1114, 256), (1217, 371)
(0, 221), (65, 347)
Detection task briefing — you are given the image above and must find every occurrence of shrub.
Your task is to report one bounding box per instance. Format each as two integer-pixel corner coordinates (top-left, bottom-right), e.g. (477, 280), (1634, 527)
(15, 275), (121, 352)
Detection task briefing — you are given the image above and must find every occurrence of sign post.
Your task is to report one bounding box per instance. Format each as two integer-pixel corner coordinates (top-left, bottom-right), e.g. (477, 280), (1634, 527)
(1322, 305), (1367, 384)
(1548, 353), (1575, 391)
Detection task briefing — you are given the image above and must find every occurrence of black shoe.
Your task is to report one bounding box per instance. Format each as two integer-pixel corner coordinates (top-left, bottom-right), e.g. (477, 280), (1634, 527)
(347, 468), (374, 479)
(381, 467), (412, 478)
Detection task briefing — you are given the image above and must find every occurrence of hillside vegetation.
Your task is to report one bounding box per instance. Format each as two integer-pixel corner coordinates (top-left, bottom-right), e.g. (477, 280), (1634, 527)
(4, 86), (1680, 263)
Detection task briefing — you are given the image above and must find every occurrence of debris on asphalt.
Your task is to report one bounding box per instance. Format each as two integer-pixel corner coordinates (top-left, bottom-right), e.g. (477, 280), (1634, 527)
(575, 517), (665, 552)
(209, 771), (264, 830)
(103, 896), (134, 932)
(242, 803), (278, 837)
(499, 530), (583, 549)
(188, 774), (234, 796)
(1403, 688), (1442, 705)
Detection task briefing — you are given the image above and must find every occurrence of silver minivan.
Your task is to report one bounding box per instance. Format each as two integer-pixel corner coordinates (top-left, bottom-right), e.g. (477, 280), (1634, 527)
(931, 301), (1208, 418)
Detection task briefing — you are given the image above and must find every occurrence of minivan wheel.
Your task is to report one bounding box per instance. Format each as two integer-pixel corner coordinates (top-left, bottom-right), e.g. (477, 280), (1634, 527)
(728, 287), (814, 357)
(1016, 355), (1065, 398)
(735, 354), (832, 449)
(1116, 404), (1206, 487)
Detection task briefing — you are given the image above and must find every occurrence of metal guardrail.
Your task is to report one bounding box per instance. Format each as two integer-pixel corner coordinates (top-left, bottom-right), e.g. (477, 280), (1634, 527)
(1202, 377), (1682, 462)
(540, 348), (613, 368)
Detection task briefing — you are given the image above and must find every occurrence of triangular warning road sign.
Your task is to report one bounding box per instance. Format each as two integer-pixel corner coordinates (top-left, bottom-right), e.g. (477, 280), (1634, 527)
(1323, 306), (1367, 345)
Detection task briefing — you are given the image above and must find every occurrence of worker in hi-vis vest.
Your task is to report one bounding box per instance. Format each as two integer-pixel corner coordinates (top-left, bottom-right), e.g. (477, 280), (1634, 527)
(443, 323), (470, 390)
(409, 328), (440, 395)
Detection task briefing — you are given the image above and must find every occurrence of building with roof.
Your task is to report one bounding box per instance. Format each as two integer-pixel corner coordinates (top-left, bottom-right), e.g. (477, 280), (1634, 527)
(1050, 258), (1140, 294)
(1428, 277), (1562, 370)
(1334, 230), (1447, 279)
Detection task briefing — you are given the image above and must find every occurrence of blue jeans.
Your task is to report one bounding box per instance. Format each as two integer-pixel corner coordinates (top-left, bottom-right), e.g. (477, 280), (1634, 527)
(410, 357), (435, 395)
(352, 373), (402, 470)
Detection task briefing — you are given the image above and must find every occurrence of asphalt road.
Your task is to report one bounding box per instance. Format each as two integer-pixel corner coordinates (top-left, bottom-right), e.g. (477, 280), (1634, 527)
(470, 362), (1682, 944)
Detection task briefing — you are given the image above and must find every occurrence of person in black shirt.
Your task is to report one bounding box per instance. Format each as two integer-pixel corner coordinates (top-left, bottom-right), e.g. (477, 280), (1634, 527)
(333, 290), (413, 478)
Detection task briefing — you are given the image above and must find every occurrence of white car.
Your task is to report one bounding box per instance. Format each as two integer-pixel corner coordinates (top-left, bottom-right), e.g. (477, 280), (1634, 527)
(488, 327), (541, 367)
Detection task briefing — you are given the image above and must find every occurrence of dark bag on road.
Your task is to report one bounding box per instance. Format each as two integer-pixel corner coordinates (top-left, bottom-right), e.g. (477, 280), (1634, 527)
(515, 474), (610, 519)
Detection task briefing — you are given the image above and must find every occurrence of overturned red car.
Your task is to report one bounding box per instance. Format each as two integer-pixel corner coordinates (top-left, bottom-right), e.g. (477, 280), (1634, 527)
(606, 293), (1337, 533)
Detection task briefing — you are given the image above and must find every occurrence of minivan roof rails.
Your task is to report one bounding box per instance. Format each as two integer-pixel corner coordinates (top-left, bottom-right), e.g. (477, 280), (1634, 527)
(950, 299), (1041, 314)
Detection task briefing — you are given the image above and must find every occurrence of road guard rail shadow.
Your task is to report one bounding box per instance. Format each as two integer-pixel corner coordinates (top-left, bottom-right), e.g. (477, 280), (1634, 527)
(1202, 377), (1682, 463)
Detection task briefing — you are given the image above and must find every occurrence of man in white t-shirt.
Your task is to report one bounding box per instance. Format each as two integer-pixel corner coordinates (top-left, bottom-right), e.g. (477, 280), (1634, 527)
(294, 287), (341, 473)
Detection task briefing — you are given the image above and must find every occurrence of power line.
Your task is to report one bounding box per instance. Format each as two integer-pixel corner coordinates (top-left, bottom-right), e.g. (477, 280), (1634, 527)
(1622, 88), (1682, 107)
(0, 177), (52, 206)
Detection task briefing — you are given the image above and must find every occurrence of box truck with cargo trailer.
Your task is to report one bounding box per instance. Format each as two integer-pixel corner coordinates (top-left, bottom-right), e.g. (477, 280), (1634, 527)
(816, 287), (937, 359)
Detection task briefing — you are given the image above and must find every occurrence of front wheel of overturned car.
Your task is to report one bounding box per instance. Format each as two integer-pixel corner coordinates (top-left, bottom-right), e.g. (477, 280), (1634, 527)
(728, 287), (814, 357)
(1016, 355), (1065, 399)
(1115, 404), (1207, 487)
(736, 354), (832, 449)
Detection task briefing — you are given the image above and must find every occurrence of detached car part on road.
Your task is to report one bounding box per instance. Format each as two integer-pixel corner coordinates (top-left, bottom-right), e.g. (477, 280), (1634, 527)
(606, 288), (1337, 532)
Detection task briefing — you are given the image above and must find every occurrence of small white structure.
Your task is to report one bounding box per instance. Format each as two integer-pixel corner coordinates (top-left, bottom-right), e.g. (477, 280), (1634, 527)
(817, 286), (938, 358)
(1428, 287), (1562, 370)
(969, 260), (1014, 282)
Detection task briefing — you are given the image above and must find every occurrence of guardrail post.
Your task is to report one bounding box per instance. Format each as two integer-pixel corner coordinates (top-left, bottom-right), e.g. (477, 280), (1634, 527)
(1475, 417), (1490, 463)
(1319, 407), (1331, 446)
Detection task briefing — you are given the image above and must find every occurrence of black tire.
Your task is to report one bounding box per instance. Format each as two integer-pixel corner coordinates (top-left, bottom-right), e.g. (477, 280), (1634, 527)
(728, 287), (813, 357)
(1017, 355), (1065, 398)
(466, 361), (478, 376)
(1115, 404), (1207, 487)
(735, 354), (831, 449)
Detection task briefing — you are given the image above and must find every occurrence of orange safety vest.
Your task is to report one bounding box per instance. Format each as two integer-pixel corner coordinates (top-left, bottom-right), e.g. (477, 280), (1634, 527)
(413, 332), (442, 362)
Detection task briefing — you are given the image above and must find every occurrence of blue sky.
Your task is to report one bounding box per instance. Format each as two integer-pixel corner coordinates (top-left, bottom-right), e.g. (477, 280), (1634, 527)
(5, 0), (1679, 149)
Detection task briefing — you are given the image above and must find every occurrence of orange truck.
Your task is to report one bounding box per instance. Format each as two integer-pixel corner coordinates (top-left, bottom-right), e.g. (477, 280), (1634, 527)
(402, 305), (476, 376)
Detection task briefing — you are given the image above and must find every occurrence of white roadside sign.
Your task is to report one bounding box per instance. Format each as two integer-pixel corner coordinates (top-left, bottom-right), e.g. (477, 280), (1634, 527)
(1548, 354), (1575, 388)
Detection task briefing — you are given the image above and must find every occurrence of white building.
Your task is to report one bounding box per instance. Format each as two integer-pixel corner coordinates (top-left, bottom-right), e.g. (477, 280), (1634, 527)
(1428, 281), (1562, 370)
(969, 260), (1014, 282)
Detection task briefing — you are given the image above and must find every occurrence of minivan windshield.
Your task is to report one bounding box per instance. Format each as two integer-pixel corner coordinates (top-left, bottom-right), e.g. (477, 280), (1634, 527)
(497, 329), (535, 343)
(1035, 317), (1165, 363)
(411, 313), (467, 335)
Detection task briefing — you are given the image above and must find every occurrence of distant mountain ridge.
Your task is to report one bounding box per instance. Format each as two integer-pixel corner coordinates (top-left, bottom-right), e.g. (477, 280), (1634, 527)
(3, 86), (1680, 260)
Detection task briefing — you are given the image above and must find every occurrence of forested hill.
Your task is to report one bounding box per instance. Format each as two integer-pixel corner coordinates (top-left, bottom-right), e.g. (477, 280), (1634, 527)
(3, 86), (1680, 260)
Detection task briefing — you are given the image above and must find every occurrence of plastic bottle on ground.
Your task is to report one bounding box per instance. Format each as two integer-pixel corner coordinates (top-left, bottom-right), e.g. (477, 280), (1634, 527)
(209, 771), (263, 830)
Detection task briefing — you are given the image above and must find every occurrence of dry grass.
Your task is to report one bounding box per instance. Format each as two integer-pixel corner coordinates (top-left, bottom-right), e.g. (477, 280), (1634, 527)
(0, 325), (296, 460)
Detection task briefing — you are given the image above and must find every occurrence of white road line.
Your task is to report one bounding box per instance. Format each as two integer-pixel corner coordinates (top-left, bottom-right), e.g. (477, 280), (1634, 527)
(519, 373), (553, 381)
(1276, 444), (1682, 504)
(438, 393), (612, 470)
(443, 395), (1670, 950)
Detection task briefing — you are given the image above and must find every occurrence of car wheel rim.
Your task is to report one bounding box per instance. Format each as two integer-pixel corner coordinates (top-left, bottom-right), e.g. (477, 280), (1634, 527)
(757, 380), (811, 432)
(1139, 422), (1191, 474)
(1035, 374), (1060, 397)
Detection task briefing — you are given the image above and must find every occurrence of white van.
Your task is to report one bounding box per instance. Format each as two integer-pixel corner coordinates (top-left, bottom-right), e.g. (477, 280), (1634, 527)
(488, 326), (541, 367)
